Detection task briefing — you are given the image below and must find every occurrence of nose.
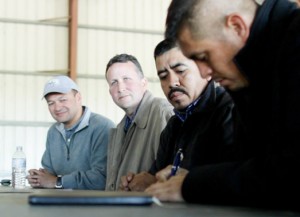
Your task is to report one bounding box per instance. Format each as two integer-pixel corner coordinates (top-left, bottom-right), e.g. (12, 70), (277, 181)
(168, 72), (180, 89)
(53, 102), (62, 111)
(117, 81), (126, 93)
(195, 62), (213, 79)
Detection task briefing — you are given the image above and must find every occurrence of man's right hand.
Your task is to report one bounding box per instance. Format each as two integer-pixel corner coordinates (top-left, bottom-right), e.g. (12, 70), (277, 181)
(27, 168), (56, 188)
(119, 171), (156, 192)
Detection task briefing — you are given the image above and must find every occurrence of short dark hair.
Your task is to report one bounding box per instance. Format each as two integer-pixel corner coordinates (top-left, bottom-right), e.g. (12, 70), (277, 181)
(154, 38), (177, 60)
(105, 53), (144, 78)
(165, 0), (196, 39)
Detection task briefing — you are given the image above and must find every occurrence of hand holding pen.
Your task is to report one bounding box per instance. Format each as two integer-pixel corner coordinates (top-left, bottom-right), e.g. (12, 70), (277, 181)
(148, 165), (189, 202)
(155, 164), (189, 183)
(170, 148), (183, 177)
(154, 148), (184, 182)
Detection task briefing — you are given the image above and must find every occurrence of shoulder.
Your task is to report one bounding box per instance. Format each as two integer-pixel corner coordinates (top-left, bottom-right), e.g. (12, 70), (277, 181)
(144, 91), (173, 109)
(152, 97), (173, 109)
(141, 91), (174, 114)
(47, 122), (61, 133)
(89, 112), (115, 128)
(150, 97), (174, 118)
(285, 10), (300, 46)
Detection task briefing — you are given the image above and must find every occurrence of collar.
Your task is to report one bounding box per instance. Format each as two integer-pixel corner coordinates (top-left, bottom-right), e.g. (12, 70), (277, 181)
(56, 106), (91, 137)
(174, 96), (201, 123)
(64, 107), (86, 139)
(124, 100), (142, 133)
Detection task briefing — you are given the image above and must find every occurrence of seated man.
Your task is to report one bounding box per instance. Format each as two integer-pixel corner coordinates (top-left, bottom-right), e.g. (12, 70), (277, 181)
(147, 0), (300, 210)
(105, 54), (174, 191)
(27, 75), (115, 189)
(119, 38), (237, 191)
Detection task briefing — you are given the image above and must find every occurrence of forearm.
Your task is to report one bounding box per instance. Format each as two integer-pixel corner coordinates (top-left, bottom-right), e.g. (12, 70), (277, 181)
(61, 168), (106, 190)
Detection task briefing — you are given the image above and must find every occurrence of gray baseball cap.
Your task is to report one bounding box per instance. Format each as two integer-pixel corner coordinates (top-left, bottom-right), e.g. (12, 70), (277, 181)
(43, 75), (79, 98)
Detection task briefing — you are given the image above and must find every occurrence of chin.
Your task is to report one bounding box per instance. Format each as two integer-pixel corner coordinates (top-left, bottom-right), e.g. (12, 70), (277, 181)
(174, 104), (187, 111)
(218, 80), (233, 90)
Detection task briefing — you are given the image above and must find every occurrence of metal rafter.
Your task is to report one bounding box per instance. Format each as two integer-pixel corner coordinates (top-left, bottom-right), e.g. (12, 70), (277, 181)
(68, 0), (78, 81)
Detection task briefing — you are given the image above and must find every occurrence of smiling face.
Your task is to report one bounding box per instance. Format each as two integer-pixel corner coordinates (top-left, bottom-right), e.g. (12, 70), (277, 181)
(155, 47), (208, 111)
(46, 90), (82, 128)
(106, 61), (147, 116)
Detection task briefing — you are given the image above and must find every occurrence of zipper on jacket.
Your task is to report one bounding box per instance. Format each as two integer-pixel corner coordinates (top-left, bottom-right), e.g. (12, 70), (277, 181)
(66, 138), (71, 161)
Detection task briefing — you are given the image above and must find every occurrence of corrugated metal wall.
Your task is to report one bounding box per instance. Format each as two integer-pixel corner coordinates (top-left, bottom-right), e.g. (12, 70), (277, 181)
(0, 0), (171, 178)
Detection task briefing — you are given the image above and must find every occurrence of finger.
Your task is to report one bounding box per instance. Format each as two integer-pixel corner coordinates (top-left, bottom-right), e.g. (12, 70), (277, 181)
(39, 168), (46, 173)
(28, 169), (39, 176)
(126, 172), (134, 182)
(31, 182), (40, 188)
(120, 176), (129, 188)
(27, 176), (36, 182)
(118, 183), (125, 191)
(145, 182), (160, 193)
(28, 178), (39, 186)
(156, 165), (172, 182)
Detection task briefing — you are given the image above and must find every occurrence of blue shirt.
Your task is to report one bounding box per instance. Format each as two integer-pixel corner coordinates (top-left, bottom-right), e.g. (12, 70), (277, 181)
(174, 96), (201, 122)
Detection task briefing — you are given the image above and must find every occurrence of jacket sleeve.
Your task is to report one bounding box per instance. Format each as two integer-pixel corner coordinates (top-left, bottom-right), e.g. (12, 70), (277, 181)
(41, 127), (56, 175)
(148, 117), (175, 175)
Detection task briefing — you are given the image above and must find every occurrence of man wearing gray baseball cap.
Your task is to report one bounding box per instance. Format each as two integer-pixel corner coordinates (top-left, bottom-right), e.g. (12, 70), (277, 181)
(27, 75), (115, 190)
(42, 75), (79, 98)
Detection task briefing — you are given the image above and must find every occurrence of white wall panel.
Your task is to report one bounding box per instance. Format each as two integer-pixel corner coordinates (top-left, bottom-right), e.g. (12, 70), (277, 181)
(0, 126), (48, 176)
(77, 29), (164, 78)
(0, 0), (69, 175)
(0, 25), (68, 71)
(0, 0), (68, 20)
(0, 74), (57, 122)
(0, 0), (172, 179)
(78, 0), (171, 31)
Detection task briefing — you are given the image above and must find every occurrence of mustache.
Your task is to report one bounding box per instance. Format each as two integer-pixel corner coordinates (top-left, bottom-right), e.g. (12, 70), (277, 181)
(168, 87), (188, 99)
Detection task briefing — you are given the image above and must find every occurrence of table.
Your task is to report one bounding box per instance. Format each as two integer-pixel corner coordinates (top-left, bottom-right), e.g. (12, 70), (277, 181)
(0, 186), (299, 217)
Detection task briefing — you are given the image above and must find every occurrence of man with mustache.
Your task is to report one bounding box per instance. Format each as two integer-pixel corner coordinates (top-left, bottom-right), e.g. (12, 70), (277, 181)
(119, 38), (236, 191)
(147, 0), (300, 210)
(105, 54), (174, 191)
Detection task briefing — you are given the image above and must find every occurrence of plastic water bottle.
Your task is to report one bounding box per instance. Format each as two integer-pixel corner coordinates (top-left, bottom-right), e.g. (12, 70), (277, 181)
(12, 146), (26, 189)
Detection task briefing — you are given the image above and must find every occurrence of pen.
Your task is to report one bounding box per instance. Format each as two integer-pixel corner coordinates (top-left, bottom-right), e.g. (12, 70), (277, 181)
(170, 148), (183, 177)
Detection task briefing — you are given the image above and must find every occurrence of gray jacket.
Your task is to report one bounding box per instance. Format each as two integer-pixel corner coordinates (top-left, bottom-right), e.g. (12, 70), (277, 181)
(105, 91), (174, 190)
(41, 106), (115, 189)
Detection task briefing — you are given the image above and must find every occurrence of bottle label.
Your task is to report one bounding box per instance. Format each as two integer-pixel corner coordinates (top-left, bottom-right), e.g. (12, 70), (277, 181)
(12, 157), (27, 189)
(12, 158), (26, 169)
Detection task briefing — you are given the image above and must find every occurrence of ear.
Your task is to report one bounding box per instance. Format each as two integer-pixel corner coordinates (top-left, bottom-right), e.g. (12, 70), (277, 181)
(76, 92), (82, 102)
(226, 13), (250, 43)
(141, 77), (148, 87)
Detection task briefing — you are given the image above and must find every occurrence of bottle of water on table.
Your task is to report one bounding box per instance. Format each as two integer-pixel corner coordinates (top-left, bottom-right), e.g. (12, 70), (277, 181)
(12, 146), (26, 189)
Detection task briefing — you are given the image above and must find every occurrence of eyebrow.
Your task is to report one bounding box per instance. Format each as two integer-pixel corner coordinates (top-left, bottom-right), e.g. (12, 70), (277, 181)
(47, 95), (67, 102)
(157, 62), (186, 75)
(170, 63), (184, 69)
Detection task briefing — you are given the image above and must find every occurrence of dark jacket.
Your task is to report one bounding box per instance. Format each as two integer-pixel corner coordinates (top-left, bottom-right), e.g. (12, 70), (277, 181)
(149, 81), (236, 174)
(182, 0), (300, 210)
